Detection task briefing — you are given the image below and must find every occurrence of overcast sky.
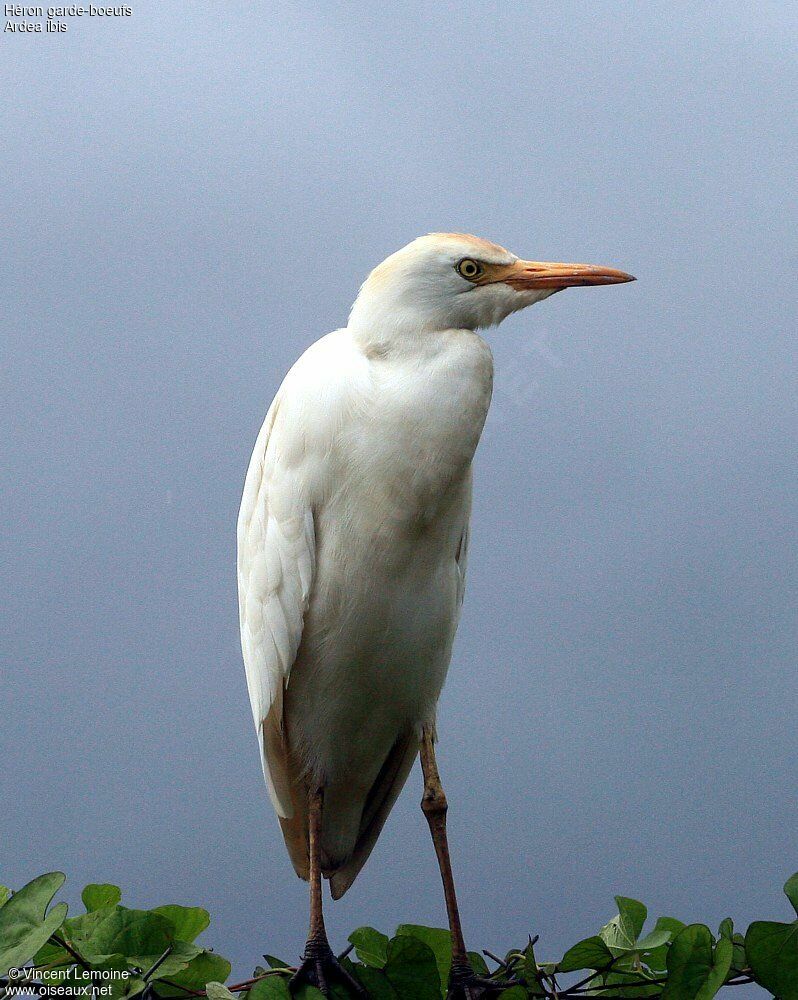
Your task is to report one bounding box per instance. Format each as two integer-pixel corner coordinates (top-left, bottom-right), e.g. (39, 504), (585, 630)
(2, 0), (797, 980)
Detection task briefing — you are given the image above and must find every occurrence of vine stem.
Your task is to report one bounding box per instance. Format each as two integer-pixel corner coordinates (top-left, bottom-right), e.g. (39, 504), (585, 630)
(50, 935), (92, 973)
(157, 981), (205, 998)
(565, 978), (667, 995)
(561, 958), (617, 994)
(156, 968), (296, 1000)
(143, 947), (174, 982)
(226, 968), (297, 991)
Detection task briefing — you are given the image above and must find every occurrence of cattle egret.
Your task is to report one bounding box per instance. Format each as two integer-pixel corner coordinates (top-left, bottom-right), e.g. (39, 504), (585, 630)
(237, 233), (634, 998)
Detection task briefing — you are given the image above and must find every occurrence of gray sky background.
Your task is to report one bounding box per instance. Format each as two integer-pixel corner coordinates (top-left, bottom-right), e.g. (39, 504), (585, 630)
(2, 0), (797, 980)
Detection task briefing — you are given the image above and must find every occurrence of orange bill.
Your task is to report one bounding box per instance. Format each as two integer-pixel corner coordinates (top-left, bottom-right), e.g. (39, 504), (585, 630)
(481, 259), (635, 289)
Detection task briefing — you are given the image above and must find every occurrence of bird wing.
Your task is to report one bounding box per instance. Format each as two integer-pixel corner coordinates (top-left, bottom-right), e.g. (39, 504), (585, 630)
(237, 392), (315, 820)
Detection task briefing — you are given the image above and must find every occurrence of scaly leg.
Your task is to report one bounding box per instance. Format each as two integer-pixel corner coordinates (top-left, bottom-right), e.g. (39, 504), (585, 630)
(289, 788), (366, 998)
(420, 728), (510, 1000)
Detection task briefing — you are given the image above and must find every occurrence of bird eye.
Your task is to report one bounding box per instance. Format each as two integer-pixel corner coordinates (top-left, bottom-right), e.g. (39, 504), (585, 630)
(456, 258), (483, 281)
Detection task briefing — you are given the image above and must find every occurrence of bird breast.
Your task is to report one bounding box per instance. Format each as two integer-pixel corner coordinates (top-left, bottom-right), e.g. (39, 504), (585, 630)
(269, 324), (493, 586)
(340, 328), (494, 541)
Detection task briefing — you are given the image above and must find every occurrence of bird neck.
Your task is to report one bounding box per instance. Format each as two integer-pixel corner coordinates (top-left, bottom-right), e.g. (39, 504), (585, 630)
(348, 296), (473, 357)
(349, 320), (477, 362)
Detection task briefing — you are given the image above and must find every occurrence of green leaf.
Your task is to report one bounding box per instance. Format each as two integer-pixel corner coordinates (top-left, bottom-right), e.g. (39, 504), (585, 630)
(118, 978), (148, 1000)
(64, 906), (200, 974)
(0, 872), (69, 976)
(644, 917), (685, 972)
(467, 951), (489, 976)
(32, 935), (74, 969)
(636, 926), (673, 951)
(730, 932), (746, 975)
(248, 976), (293, 1000)
(348, 926), (390, 968)
(164, 950), (232, 990)
(715, 919), (747, 978)
(558, 935), (614, 973)
(91, 953), (147, 1000)
(206, 983), (238, 1000)
(618, 897), (648, 937)
(746, 920), (798, 1000)
(38, 964), (95, 999)
(599, 970), (662, 997)
(82, 884), (122, 912)
(64, 905), (167, 959)
(353, 965), (398, 999)
(385, 935), (441, 1000)
(152, 906), (210, 943)
(522, 938), (547, 996)
(497, 989), (528, 999)
(662, 925), (732, 1000)
(145, 941), (205, 978)
(331, 981), (355, 999)
(33, 966), (78, 992)
(784, 872), (798, 917)
(47, 956), (144, 1000)
(599, 897), (647, 953)
(263, 955), (291, 970)
(289, 985), (325, 1000)
(394, 925), (450, 996)
(523, 938), (538, 983)
(0, 886), (10, 909)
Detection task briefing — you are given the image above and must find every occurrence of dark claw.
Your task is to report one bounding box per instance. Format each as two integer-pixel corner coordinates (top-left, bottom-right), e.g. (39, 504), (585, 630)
(447, 961), (519, 999)
(289, 935), (367, 998)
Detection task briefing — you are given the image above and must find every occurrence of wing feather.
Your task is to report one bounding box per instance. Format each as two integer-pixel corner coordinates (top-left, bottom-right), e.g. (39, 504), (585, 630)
(237, 396), (316, 819)
(455, 520), (470, 610)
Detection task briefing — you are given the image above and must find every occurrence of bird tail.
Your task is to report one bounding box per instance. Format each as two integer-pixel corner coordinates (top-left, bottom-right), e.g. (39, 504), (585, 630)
(275, 730), (420, 896)
(328, 732), (419, 899)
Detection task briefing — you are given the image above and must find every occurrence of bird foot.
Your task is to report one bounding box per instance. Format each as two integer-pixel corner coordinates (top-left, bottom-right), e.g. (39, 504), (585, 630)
(289, 935), (367, 998)
(447, 960), (517, 1000)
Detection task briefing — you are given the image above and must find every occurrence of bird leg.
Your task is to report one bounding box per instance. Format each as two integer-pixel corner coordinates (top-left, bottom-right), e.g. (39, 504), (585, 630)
(420, 729), (511, 1000)
(289, 788), (367, 998)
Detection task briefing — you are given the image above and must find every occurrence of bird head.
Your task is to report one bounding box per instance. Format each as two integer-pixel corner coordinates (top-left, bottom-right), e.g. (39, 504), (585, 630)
(348, 233), (634, 341)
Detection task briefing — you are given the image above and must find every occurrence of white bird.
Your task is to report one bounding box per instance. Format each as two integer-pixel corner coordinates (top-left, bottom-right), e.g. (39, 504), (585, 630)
(237, 233), (633, 998)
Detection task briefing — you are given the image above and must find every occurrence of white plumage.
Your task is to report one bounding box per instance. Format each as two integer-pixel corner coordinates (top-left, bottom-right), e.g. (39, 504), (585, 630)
(237, 233), (633, 901)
